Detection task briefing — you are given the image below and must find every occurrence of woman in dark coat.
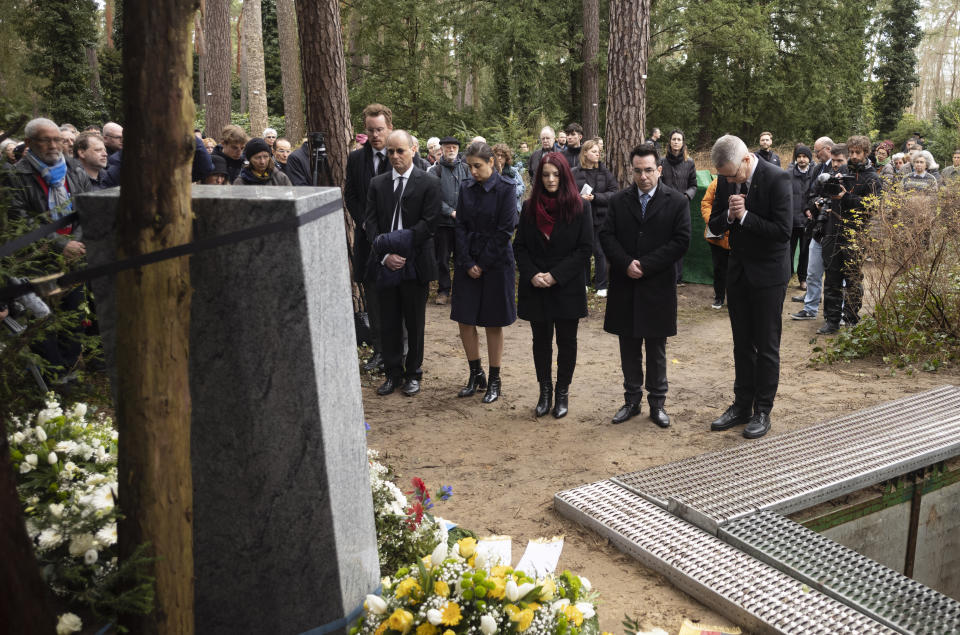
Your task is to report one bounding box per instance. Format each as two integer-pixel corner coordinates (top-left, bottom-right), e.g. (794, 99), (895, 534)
(450, 141), (518, 403)
(659, 129), (696, 284)
(514, 153), (593, 419)
(233, 138), (292, 185)
(572, 139), (617, 297)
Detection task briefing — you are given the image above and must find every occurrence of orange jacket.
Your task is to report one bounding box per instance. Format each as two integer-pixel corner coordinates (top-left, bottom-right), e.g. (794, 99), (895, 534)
(699, 177), (730, 250)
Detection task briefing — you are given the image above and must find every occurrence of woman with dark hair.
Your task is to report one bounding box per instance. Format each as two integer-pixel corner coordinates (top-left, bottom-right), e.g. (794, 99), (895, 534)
(513, 153), (593, 418)
(659, 129), (696, 284)
(450, 141), (518, 404)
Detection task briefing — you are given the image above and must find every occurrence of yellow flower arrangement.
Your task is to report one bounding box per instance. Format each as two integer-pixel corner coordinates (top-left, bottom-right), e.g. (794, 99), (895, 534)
(415, 624), (439, 635)
(386, 608), (414, 633)
(433, 580), (450, 597)
(440, 601), (462, 626)
(394, 578), (422, 601)
(457, 537), (477, 558)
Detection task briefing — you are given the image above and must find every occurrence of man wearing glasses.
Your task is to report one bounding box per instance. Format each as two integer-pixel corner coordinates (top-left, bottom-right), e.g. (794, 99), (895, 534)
(599, 143), (690, 429)
(102, 122), (123, 156)
(707, 134), (792, 439)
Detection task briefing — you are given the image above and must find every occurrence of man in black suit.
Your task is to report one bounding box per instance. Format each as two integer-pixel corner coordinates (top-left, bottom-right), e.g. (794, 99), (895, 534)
(364, 130), (440, 397)
(345, 104), (395, 372)
(708, 134), (793, 439)
(600, 144), (691, 428)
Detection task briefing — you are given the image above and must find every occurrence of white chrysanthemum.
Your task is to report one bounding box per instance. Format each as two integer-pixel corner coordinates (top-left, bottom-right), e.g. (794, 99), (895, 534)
(76, 443), (95, 461)
(84, 548), (98, 565)
(55, 440), (78, 455)
(49, 503), (65, 518)
(56, 612), (82, 635)
(38, 527), (64, 551)
(71, 403), (88, 419)
(96, 523), (118, 547)
(69, 533), (96, 557)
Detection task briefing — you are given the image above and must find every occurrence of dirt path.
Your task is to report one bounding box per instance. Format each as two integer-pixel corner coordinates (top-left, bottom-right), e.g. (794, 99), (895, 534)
(361, 281), (960, 633)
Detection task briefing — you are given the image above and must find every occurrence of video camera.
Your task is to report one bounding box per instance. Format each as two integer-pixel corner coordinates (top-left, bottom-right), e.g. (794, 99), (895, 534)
(308, 131), (330, 186)
(816, 171), (857, 197)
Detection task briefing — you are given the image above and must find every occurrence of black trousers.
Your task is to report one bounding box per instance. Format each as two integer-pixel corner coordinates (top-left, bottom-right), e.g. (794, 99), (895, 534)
(530, 319), (579, 387)
(618, 335), (667, 407)
(789, 227), (810, 283)
(379, 281), (428, 380)
(822, 239), (862, 326)
(709, 244), (729, 302)
(31, 286), (84, 381)
(434, 226), (455, 296)
(585, 228), (608, 290)
(726, 279), (786, 414)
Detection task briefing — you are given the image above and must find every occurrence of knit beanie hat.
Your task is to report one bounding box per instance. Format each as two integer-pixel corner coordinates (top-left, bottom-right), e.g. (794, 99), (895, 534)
(244, 137), (272, 160)
(210, 154), (229, 176)
(794, 144), (813, 161)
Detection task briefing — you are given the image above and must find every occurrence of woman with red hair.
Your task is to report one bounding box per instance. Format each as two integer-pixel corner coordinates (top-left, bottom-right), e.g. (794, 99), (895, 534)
(513, 153), (593, 419)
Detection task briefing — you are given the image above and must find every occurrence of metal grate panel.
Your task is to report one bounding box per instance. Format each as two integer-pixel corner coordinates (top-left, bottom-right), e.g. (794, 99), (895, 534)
(555, 480), (896, 634)
(719, 511), (960, 635)
(612, 386), (960, 530)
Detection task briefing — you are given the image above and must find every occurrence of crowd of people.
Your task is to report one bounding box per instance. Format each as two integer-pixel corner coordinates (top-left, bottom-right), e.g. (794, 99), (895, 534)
(2, 109), (957, 438)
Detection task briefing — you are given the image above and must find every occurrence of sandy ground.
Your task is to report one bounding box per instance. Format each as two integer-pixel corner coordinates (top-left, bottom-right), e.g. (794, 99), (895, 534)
(361, 280), (960, 634)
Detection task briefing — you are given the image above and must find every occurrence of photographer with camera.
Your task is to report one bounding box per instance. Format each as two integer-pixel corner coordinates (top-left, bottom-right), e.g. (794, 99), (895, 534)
(816, 137), (880, 335)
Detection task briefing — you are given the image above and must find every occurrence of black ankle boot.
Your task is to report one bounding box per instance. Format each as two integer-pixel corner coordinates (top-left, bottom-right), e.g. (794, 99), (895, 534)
(535, 382), (552, 417)
(552, 384), (569, 418)
(482, 367), (501, 403)
(457, 359), (486, 397)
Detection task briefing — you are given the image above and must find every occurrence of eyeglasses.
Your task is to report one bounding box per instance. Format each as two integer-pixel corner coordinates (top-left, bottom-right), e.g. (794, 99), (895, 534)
(103, 133), (122, 139)
(366, 127), (388, 135)
(386, 148), (407, 155)
(33, 137), (61, 145)
(633, 167), (657, 175)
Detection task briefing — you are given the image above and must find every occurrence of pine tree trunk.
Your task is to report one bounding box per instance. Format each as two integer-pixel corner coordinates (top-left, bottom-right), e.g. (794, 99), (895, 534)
(86, 46), (103, 101)
(117, 0), (197, 631)
(605, 0), (650, 186)
(346, 10), (362, 84)
(276, 0), (304, 142)
(243, 0), (268, 135)
(238, 8), (247, 116)
(295, 0), (351, 186)
(203, 0), (231, 138)
(195, 8), (205, 115)
(581, 0), (600, 139)
(105, 0), (115, 48)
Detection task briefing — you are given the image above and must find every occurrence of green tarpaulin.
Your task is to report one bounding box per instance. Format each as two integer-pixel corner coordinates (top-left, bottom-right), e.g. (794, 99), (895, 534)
(682, 169), (717, 285)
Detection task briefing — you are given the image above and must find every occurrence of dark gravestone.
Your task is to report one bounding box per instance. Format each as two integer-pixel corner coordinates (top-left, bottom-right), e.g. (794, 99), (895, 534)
(78, 186), (378, 634)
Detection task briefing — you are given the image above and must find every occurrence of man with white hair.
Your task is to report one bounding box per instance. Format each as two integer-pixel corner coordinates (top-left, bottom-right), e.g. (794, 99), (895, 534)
(527, 126), (556, 180)
(707, 134), (792, 439)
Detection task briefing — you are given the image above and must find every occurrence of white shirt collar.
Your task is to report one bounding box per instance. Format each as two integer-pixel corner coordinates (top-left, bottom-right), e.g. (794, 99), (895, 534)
(637, 184), (657, 199)
(392, 164), (414, 180)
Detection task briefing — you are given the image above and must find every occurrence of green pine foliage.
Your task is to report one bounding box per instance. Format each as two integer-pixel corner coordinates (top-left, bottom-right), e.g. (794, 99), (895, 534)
(872, 0), (922, 136)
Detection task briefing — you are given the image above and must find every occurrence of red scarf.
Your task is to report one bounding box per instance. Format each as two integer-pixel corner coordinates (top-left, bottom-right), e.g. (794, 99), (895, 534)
(535, 193), (560, 238)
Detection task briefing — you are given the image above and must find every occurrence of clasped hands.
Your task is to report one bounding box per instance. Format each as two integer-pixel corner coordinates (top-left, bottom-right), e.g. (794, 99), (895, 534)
(384, 253), (406, 271)
(531, 272), (556, 288)
(727, 194), (746, 221)
(627, 259), (644, 279)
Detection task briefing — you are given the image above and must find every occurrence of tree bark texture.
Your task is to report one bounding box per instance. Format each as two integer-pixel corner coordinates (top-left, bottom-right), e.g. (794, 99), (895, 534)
(238, 8), (247, 116)
(0, 433), (55, 634)
(581, 0), (600, 139)
(195, 8), (205, 114)
(243, 0), (268, 135)
(605, 0), (650, 186)
(118, 0), (197, 631)
(203, 0), (231, 138)
(105, 0), (115, 48)
(296, 0), (352, 186)
(276, 0), (304, 142)
(86, 46), (103, 101)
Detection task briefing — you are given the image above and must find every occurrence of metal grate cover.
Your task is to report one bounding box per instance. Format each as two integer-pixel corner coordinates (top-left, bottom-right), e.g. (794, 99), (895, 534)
(719, 510), (960, 635)
(612, 386), (960, 531)
(555, 480), (896, 634)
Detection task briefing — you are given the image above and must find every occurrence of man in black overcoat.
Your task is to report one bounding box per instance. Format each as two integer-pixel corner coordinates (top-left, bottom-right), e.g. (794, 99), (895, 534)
(708, 134), (792, 439)
(363, 130), (440, 397)
(600, 144), (691, 428)
(344, 103), (395, 372)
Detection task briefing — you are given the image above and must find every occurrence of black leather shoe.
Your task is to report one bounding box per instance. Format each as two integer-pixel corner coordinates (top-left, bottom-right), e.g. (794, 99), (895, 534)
(710, 404), (751, 431)
(535, 382), (552, 417)
(376, 376), (399, 396)
(457, 369), (486, 397)
(401, 378), (421, 396)
(552, 385), (569, 419)
(743, 412), (771, 439)
(482, 376), (501, 403)
(817, 321), (840, 335)
(649, 407), (670, 428)
(611, 403), (641, 424)
(790, 295), (805, 303)
(362, 352), (384, 373)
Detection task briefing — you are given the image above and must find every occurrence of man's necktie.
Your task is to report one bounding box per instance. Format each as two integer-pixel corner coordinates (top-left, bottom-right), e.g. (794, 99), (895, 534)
(392, 176), (405, 230)
(639, 192), (650, 219)
(376, 152), (388, 174)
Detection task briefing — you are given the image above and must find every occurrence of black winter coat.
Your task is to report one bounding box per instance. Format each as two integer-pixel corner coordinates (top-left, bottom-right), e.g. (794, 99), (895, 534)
(212, 146), (244, 183)
(514, 200), (593, 322)
(660, 152), (697, 201)
(756, 148), (782, 167)
(572, 163), (618, 227)
(787, 163), (815, 228)
(4, 157), (91, 252)
(600, 184), (691, 338)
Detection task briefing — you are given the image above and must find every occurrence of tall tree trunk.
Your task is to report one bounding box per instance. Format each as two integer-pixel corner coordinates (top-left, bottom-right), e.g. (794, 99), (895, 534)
(86, 46), (103, 102)
(295, 0), (351, 186)
(581, 0), (600, 138)
(117, 0), (197, 631)
(238, 7), (247, 116)
(243, 0), (268, 135)
(203, 0), (231, 138)
(195, 8), (205, 115)
(276, 0), (304, 142)
(695, 57), (714, 149)
(105, 0), (115, 48)
(346, 9), (362, 84)
(605, 0), (650, 186)
(0, 434), (55, 634)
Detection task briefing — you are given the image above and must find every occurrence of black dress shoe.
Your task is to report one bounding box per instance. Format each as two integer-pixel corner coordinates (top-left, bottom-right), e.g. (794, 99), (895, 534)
(362, 352), (384, 373)
(458, 369), (486, 397)
(401, 378), (421, 396)
(552, 384), (569, 419)
(649, 406), (670, 428)
(376, 376), (399, 396)
(710, 404), (751, 431)
(743, 412), (771, 439)
(611, 402), (641, 424)
(535, 382), (552, 417)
